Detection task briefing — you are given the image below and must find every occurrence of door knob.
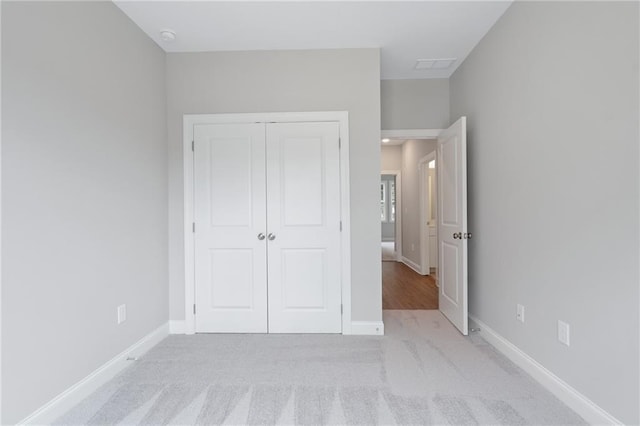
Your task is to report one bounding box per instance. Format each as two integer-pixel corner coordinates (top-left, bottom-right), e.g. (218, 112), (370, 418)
(257, 233), (266, 240)
(464, 232), (472, 239)
(453, 232), (462, 239)
(267, 233), (276, 241)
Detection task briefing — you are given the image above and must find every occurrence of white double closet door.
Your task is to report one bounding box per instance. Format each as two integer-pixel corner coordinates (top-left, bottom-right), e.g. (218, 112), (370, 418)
(193, 121), (342, 333)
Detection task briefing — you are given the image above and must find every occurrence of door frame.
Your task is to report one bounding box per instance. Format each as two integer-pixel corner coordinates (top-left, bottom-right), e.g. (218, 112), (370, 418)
(380, 170), (402, 262)
(183, 112), (351, 335)
(418, 151), (436, 275)
(380, 129), (443, 273)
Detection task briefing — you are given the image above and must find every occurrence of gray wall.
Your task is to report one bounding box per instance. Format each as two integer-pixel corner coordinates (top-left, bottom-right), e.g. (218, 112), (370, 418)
(1, 2), (168, 423)
(166, 49), (382, 323)
(381, 79), (449, 130)
(400, 140), (436, 266)
(450, 2), (639, 423)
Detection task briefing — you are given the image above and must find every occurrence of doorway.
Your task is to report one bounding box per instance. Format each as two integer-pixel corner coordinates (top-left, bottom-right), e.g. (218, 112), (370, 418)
(380, 135), (439, 310)
(379, 120), (468, 333)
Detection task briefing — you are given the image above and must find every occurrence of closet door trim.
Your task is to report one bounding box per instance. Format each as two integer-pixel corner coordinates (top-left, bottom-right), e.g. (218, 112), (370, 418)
(183, 112), (351, 335)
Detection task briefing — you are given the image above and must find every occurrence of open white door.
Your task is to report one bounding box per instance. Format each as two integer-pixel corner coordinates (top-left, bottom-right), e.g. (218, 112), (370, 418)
(437, 117), (468, 335)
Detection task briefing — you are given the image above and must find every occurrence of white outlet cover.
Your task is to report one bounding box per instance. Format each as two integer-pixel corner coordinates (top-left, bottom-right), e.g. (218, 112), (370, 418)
(516, 304), (525, 323)
(558, 320), (570, 346)
(117, 304), (127, 324)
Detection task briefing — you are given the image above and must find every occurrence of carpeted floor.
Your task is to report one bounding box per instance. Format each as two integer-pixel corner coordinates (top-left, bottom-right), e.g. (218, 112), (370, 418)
(56, 311), (585, 425)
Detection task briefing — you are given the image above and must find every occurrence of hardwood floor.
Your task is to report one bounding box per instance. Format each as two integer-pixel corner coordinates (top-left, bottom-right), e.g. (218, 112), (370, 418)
(382, 261), (439, 310)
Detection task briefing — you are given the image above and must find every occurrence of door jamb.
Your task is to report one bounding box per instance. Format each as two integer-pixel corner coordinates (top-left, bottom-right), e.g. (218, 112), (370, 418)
(184, 112), (352, 335)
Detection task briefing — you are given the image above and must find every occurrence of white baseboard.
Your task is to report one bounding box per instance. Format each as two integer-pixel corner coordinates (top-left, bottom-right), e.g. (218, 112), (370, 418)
(401, 256), (422, 274)
(18, 322), (169, 425)
(469, 315), (621, 425)
(349, 321), (384, 335)
(169, 320), (186, 334)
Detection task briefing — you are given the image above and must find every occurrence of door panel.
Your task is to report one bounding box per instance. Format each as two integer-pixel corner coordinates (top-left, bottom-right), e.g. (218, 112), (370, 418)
(438, 117), (468, 335)
(194, 123), (267, 333)
(441, 139), (459, 226)
(440, 242), (459, 304)
(281, 249), (326, 309)
(281, 137), (324, 226)
(207, 139), (255, 227)
(209, 249), (254, 309)
(266, 122), (342, 333)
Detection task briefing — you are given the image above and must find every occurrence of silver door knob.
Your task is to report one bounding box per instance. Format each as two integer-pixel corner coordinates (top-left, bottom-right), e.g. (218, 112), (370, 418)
(257, 233), (266, 240)
(453, 232), (462, 239)
(267, 233), (276, 241)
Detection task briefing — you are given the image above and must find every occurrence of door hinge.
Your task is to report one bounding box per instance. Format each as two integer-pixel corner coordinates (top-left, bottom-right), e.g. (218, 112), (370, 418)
(192, 222), (195, 233)
(341, 304), (343, 314)
(193, 304), (196, 314)
(340, 221), (342, 231)
(339, 137), (341, 149)
(191, 140), (194, 151)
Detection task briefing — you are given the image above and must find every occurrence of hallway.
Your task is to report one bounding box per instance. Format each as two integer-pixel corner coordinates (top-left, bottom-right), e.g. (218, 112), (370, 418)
(382, 261), (438, 310)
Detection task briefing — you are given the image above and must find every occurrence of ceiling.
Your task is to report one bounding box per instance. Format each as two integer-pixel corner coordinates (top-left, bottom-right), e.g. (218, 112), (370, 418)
(114, 1), (512, 80)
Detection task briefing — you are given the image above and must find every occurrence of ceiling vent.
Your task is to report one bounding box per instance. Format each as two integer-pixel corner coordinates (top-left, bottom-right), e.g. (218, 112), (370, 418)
(415, 58), (456, 70)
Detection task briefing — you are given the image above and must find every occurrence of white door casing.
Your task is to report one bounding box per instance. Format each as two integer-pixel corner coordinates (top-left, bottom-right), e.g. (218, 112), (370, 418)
(185, 112), (350, 335)
(437, 117), (468, 335)
(193, 123), (268, 332)
(266, 122), (342, 333)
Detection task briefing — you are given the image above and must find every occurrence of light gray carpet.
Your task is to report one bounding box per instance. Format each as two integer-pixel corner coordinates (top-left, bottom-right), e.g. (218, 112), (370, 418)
(56, 311), (585, 425)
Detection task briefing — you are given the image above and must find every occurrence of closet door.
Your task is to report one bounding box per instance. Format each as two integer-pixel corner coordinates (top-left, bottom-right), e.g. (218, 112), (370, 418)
(193, 123), (268, 333)
(266, 122), (342, 333)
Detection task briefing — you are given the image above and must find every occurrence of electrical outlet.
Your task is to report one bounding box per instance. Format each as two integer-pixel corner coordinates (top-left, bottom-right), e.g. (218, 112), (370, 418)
(516, 304), (525, 323)
(117, 304), (127, 325)
(558, 320), (570, 346)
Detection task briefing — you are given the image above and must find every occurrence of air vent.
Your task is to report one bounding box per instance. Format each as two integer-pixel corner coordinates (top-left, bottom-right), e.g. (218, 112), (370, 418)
(415, 58), (456, 70)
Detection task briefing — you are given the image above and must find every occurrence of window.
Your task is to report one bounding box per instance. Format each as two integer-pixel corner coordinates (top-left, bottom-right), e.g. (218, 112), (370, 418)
(381, 177), (396, 223)
(390, 180), (395, 222)
(380, 181), (387, 221)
